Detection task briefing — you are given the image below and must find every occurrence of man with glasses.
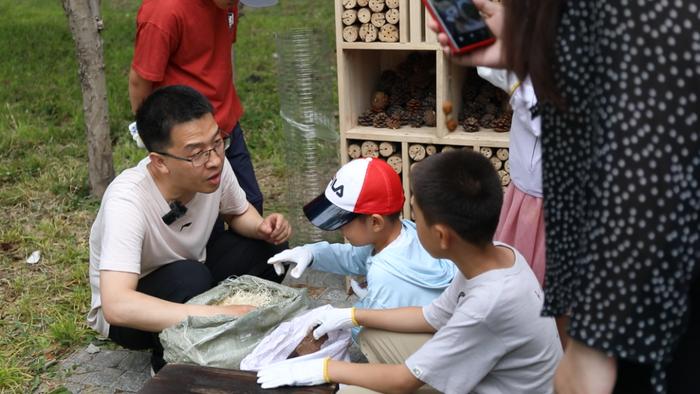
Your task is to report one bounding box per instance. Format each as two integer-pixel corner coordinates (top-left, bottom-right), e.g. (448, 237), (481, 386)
(87, 86), (291, 373)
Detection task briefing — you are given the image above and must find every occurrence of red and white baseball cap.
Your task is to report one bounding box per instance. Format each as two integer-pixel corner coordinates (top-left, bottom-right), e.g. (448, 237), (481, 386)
(304, 158), (404, 231)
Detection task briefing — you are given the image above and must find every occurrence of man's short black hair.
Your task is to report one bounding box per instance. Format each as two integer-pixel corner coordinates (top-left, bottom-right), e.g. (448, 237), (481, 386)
(135, 85), (214, 153)
(410, 149), (503, 247)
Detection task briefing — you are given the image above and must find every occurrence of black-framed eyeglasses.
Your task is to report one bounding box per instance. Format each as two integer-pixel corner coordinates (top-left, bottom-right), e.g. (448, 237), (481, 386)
(155, 136), (229, 168)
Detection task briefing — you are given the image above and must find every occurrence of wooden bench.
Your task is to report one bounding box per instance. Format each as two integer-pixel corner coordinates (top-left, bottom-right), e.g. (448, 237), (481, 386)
(138, 364), (338, 394)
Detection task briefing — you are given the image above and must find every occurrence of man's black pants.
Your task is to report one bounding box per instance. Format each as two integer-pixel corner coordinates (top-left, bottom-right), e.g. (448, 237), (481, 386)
(108, 230), (286, 372)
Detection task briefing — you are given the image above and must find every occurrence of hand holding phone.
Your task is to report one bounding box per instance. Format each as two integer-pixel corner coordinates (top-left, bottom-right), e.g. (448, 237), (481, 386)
(427, 0), (506, 68)
(423, 0), (495, 54)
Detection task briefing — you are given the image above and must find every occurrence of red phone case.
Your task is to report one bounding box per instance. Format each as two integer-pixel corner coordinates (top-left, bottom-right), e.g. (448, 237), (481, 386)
(421, 0), (495, 54)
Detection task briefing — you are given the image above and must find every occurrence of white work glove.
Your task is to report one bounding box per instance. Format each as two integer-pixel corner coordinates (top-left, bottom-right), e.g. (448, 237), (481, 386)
(350, 279), (369, 299)
(267, 246), (313, 278)
(312, 307), (358, 340)
(257, 357), (330, 389)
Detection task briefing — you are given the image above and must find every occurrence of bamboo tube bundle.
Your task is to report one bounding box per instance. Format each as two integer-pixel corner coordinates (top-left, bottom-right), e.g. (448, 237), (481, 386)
(490, 156), (502, 171)
(386, 154), (402, 174)
(498, 169), (511, 187)
(480, 147), (493, 159)
(347, 143), (362, 159)
(357, 7), (371, 23)
(361, 140), (380, 158)
(496, 148), (509, 161)
(441, 145), (456, 152)
(371, 12), (386, 27)
(504, 159), (510, 173)
(342, 9), (357, 25)
(359, 23), (378, 42)
(408, 144), (426, 162)
(342, 25), (360, 42)
(379, 141), (398, 157)
(368, 0), (385, 12)
(425, 144), (438, 156)
(340, 0), (400, 42)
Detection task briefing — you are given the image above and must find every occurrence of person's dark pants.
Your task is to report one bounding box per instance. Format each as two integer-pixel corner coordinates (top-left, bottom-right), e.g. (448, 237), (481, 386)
(210, 122), (266, 240)
(226, 122), (263, 214)
(108, 230), (286, 372)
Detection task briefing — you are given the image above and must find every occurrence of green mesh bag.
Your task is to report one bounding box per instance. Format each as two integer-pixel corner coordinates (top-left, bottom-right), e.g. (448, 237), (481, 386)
(159, 275), (309, 369)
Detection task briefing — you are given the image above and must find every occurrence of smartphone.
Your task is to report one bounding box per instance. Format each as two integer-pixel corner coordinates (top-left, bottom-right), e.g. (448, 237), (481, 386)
(422, 0), (495, 54)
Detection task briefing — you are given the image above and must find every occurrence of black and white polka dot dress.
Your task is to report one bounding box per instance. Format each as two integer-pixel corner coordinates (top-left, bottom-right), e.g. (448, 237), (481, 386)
(539, 0), (700, 389)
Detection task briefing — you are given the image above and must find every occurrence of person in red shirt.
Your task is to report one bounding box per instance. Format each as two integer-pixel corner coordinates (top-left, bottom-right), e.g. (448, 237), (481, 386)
(128, 0), (264, 214)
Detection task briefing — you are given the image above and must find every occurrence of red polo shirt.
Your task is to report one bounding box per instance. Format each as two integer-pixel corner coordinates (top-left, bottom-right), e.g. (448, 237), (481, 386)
(132, 0), (243, 135)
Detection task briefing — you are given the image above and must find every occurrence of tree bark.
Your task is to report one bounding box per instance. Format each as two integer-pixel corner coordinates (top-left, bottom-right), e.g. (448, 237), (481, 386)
(62, 0), (114, 198)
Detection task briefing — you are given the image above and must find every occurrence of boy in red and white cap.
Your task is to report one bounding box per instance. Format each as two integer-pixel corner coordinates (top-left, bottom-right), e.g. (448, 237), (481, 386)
(268, 158), (455, 337)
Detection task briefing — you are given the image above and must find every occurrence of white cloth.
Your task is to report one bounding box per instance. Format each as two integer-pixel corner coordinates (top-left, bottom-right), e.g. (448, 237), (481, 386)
(477, 67), (543, 197)
(240, 305), (352, 371)
(405, 243), (562, 394)
(507, 77), (543, 197)
(87, 157), (248, 336)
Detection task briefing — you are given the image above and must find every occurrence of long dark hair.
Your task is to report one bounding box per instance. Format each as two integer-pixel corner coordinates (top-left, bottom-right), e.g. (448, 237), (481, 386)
(502, 0), (564, 106)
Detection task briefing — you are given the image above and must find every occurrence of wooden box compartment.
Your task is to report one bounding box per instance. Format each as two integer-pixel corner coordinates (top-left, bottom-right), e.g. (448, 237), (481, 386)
(443, 62), (513, 138)
(337, 49), (438, 138)
(336, 0), (437, 47)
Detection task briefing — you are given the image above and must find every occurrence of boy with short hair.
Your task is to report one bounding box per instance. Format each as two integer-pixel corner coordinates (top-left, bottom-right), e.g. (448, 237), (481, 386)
(268, 158), (456, 334)
(257, 150), (562, 393)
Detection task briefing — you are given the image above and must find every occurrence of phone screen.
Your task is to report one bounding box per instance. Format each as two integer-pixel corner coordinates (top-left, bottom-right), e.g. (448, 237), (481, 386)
(430, 0), (492, 50)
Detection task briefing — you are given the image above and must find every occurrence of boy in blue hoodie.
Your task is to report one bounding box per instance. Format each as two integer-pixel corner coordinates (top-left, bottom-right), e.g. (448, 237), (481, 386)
(268, 158), (455, 333)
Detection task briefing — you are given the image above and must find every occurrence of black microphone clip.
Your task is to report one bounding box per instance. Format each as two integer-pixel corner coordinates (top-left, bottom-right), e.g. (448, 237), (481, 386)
(162, 201), (188, 225)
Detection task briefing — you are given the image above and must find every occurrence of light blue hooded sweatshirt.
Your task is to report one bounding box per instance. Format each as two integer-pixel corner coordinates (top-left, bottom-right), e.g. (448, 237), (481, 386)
(308, 220), (456, 338)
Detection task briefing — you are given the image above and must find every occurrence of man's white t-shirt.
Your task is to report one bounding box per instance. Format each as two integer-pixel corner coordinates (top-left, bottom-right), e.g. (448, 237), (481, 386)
(87, 158), (248, 336)
(405, 243), (562, 394)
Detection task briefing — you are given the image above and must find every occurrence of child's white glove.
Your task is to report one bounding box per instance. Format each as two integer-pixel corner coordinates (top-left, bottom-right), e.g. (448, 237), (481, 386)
(350, 279), (369, 299)
(128, 122), (146, 149)
(257, 357), (330, 389)
(312, 307), (358, 339)
(267, 246), (313, 278)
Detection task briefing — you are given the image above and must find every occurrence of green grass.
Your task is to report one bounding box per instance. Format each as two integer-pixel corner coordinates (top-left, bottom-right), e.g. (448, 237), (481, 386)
(0, 0), (334, 392)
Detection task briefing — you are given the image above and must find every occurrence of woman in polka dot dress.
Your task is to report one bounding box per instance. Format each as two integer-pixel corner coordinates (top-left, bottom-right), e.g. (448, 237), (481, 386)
(430, 0), (699, 392)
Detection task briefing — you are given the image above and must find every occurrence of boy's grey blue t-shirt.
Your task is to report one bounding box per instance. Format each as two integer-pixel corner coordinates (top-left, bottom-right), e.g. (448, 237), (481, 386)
(406, 243), (562, 394)
(308, 219), (456, 311)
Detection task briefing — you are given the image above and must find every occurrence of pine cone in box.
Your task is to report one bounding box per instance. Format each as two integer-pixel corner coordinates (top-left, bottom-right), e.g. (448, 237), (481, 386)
(389, 83), (410, 106)
(373, 112), (389, 128)
(386, 115), (401, 129)
(479, 113), (496, 128)
(406, 98), (422, 113)
(409, 111), (425, 127)
(463, 116), (480, 132)
(358, 109), (375, 126)
(463, 101), (483, 118)
(400, 109), (413, 125)
(371, 91), (389, 112)
(386, 104), (404, 119)
(492, 113), (512, 132)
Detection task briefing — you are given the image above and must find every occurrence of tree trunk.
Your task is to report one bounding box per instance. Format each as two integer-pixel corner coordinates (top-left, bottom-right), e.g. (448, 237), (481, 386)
(62, 0), (114, 198)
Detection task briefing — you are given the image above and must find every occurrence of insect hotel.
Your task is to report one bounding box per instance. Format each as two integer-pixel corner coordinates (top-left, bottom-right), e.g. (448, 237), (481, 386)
(335, 0), (512, 218)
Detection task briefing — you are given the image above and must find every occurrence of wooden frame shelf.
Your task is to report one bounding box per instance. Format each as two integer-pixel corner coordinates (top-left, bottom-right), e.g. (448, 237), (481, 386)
(338, 42), (439, 50)
(334, 0), (511, 217)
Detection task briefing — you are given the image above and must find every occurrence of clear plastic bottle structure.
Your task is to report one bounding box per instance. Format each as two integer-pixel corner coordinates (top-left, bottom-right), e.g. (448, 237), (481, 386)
(276, 28), (341, 245)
